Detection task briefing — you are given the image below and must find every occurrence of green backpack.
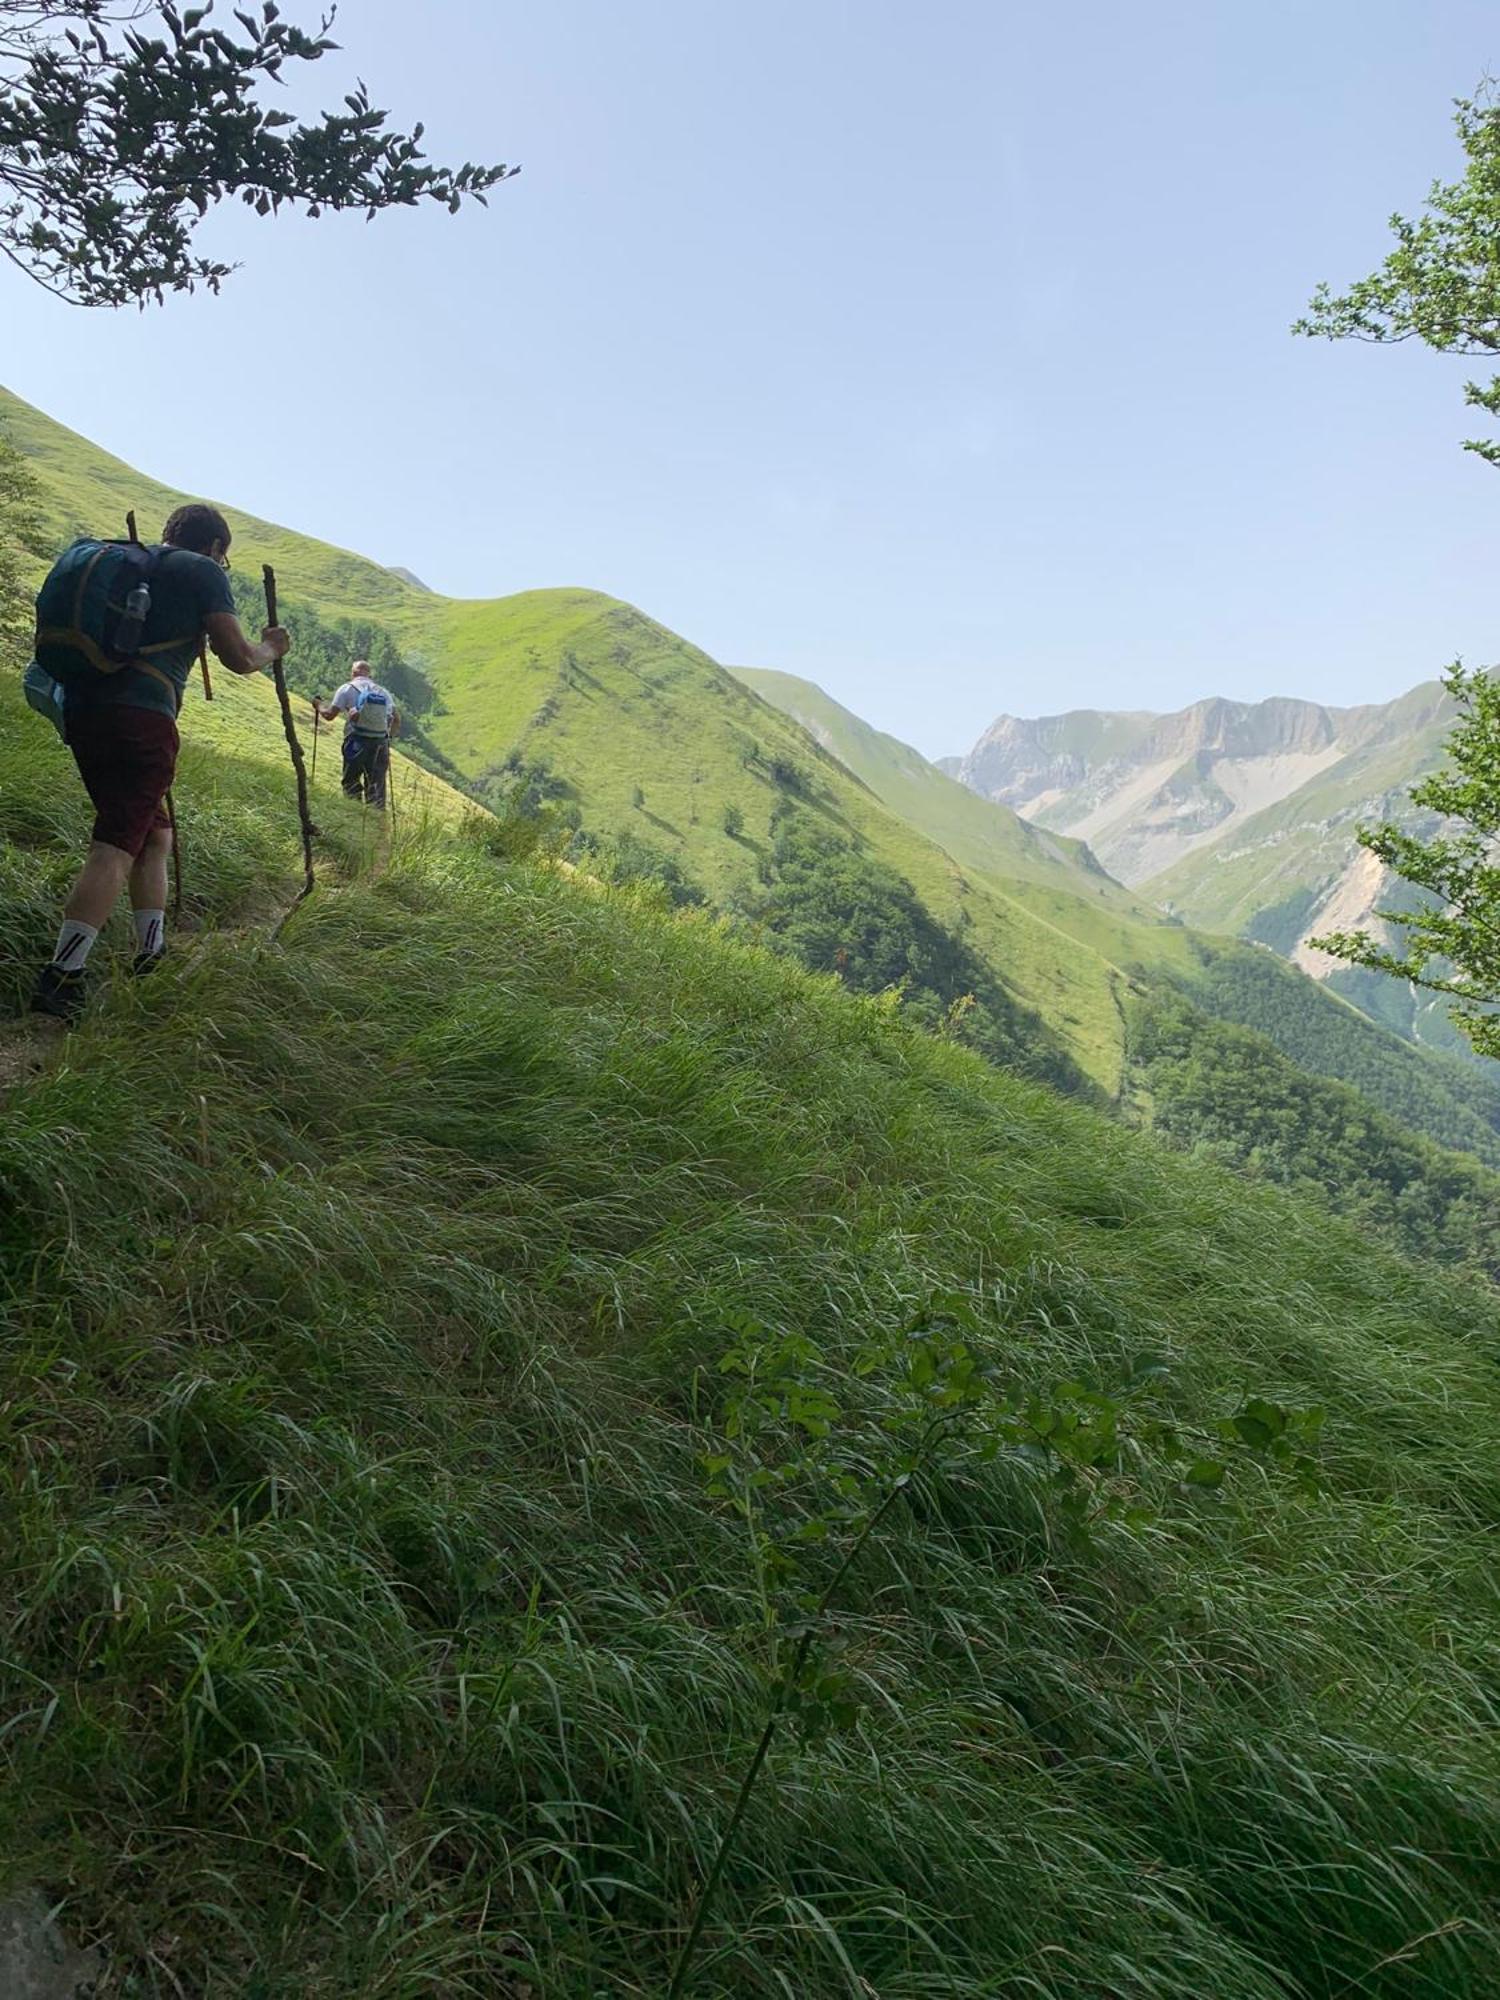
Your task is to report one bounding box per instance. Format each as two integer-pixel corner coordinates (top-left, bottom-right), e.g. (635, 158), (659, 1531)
(25, 538), (192, 737)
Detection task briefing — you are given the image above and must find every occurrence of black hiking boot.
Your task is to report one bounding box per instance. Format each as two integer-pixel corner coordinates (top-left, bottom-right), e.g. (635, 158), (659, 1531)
(30, 962), (87, 1023)
(131, 947), (167, 978)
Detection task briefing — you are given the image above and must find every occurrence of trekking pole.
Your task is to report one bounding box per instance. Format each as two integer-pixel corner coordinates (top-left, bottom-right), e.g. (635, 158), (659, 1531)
(310, 697), (320, 786)
(386, 743), (397, 836)
(262, 564), (316, 907)
(165, 789), (182, 921)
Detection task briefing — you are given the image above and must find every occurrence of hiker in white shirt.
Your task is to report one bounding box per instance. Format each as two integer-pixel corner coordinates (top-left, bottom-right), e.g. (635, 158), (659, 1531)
(315, 661), (400, 809)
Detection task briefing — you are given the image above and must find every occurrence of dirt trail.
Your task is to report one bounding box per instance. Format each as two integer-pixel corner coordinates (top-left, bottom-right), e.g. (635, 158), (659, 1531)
(0, 1021), (62, 1091)
(0, 806), (394, 1096)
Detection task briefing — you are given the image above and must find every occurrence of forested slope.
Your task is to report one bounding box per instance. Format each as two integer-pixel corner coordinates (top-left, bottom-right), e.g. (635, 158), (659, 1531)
(738, 660), (1500, 1271)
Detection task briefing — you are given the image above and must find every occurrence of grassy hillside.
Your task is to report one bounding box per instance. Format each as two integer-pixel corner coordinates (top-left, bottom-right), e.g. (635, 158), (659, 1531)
(2, 385), (1140, 1087)
(4, 665), (1500, 1996)
(7, 380), (1486, 1110)
(0, 385), (418, 623)
(9, 382), (1500, 1273)
(420, 587), (1145, 1084)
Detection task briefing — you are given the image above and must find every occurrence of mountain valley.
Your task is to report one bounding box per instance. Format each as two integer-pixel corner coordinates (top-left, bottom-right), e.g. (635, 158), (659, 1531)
(946, 684), (1461, 1048)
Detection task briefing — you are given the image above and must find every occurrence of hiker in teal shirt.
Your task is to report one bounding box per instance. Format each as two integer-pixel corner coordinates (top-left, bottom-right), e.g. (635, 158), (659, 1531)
(31, 503), (291, 1021)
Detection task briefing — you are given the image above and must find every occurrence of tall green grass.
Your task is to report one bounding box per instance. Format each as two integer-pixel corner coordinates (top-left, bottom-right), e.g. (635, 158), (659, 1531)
(1, 675), (1499, 1996)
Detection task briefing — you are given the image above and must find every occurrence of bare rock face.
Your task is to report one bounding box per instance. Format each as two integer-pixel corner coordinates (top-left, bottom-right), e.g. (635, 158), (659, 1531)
(0, 1893), (102, 1999)
(949, 686), (1449, 889)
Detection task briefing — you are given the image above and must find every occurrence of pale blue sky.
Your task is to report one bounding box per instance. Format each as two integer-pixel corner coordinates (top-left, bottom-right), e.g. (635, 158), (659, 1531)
(5, 1), (1499, 757)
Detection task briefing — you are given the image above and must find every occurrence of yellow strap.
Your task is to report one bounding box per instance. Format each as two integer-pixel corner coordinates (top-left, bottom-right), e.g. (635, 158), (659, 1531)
(138, 631), (201, 657)
(36, 625), (118, 674)
(35, 627), (179, 699)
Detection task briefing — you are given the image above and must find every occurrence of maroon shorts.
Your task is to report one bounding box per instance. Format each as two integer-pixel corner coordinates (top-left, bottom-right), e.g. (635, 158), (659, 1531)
(66, 702), (180, 858)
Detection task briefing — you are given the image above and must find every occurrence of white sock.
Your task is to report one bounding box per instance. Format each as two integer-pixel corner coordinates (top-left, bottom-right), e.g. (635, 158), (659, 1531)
(133, 909), (166, 958)
(51, 919), (99, 971)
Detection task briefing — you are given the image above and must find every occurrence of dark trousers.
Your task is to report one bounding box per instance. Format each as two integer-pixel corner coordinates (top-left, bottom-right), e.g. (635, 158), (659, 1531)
(342, 733), (389, 808)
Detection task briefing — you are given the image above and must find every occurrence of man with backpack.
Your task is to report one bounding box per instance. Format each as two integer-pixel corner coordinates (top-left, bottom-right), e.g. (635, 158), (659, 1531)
(315, 662), (399, 809)
(28, 503), (291, 1021)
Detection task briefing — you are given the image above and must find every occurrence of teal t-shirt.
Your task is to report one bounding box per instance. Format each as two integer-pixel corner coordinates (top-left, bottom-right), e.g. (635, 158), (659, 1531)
(84, 547), (236, 717)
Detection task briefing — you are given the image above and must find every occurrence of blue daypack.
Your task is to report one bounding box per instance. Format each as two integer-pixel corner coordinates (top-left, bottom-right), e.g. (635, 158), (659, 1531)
(352, 682), (395, 736)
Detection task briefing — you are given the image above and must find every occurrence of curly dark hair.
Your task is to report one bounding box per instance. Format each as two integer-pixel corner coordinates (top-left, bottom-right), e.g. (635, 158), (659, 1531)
(161, 504), (231, 555)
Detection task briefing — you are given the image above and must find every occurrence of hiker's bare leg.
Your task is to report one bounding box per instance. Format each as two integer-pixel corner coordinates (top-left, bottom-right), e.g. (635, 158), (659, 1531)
(63, 841), (134, 930)
(128, 823), (172, 913)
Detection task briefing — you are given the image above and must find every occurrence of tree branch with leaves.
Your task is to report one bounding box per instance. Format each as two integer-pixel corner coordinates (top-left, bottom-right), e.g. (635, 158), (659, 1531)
(1297, 87), (1500, 1055)
(1313, 663), (1500, 1060)
(0, 0), (516, 307)
(1295, 86), (1500, 467)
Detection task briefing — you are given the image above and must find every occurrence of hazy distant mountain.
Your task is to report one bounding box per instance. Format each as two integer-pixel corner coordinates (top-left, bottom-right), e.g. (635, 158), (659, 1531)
(951, 686), (1460, 1048)
(386, 565), (433, 592)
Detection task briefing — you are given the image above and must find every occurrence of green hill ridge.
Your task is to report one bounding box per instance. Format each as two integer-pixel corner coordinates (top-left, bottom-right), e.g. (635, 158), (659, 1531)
(3, 651), (1500, 1995)
(0, 383), (1394, 1106)
(8, 382), (1500, 1283)
(733, 666), (1140, 901)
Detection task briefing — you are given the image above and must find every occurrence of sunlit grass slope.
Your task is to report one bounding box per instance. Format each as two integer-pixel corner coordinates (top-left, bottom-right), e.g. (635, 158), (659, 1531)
(3, 670), (1500, 1997)
(731, 665), (1244, 989)
(422, 586), (1145, 1085)
(6, 379), (1498, 1137)
(2, 386), (1156, 1089)
(0, 384), (418, 621)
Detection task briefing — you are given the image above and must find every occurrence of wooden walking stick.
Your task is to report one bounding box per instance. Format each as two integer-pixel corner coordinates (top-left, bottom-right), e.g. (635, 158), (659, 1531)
(262, 564), (316, 908)
(165, 789), (182, 921)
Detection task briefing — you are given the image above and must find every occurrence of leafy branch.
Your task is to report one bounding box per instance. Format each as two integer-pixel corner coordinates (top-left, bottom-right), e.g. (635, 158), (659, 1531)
(1295, 84), (1500, 466)
(0, 0), (516, 305)
(1312, 663), (1500, 1060)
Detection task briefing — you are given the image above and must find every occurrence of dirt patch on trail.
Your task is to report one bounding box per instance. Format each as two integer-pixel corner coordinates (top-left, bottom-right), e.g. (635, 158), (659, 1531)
(0, 1021), (63, 1092)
